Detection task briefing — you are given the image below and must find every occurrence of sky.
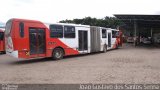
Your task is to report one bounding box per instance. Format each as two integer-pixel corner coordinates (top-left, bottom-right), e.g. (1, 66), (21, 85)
(0, 0), (160, 23)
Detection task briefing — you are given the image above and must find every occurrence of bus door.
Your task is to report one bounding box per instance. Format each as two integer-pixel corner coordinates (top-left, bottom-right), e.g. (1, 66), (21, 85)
(78, 30), (88, 52)
(29, 28), (46, 57)
(108, 33), (111, 48)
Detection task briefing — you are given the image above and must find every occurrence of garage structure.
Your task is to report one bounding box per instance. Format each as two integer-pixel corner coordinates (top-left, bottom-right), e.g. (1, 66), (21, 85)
(114, 14), (160, 46)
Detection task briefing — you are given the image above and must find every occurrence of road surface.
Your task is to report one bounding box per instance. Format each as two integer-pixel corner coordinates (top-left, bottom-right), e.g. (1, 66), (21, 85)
(0, 44), (160, 84)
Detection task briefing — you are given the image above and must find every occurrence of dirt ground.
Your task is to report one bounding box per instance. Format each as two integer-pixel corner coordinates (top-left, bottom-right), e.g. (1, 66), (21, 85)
(0, 44), (160, 84)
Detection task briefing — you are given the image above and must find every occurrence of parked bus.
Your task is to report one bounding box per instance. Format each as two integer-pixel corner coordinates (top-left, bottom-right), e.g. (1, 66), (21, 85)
(5, 19), (122, 59)
(0, 29), (5, 53)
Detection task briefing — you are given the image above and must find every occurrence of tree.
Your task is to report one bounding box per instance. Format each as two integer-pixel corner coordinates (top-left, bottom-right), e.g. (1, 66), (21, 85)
(59, 16), (123, 28)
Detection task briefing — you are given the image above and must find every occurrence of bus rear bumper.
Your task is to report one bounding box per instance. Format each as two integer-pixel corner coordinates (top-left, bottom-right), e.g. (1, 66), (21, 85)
(6, 50), (18, 58)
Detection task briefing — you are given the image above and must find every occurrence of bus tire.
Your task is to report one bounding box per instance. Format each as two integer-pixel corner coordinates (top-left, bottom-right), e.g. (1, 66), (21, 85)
(103, 45), (107, 53)
(52, 48), (64, 60)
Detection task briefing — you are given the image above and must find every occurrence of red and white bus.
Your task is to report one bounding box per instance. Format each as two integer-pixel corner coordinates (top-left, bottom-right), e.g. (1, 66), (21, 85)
(5, 18), (122, 59)
(0, 29), (5, 53)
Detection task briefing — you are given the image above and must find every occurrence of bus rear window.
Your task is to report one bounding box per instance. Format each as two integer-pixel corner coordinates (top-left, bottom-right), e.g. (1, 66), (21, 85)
(5, 20), (12, 36)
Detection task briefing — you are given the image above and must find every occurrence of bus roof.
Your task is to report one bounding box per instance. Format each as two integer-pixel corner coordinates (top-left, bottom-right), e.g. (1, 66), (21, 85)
(10, 18), (90, 28)
(47, 22), (90, 27)
(9, 18), (118, 29)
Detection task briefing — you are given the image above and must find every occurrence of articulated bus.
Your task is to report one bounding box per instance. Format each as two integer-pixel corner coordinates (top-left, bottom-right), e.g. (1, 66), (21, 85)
(0, 29), (5, 53)
(5, 18), (122, 59)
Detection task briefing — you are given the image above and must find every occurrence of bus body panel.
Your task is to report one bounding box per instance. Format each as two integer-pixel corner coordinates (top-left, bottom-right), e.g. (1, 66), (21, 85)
(106, 29), (120, 50)
(5, 18), (122, 59)
(100, 27), (110, 51)
(111, 29), (119, 49)
(90, 26), (101, 53)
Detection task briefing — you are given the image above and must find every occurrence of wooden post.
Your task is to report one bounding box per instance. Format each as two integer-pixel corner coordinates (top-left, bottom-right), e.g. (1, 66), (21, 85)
(134, 19), (137, 46)
(151, 28), (153, 37)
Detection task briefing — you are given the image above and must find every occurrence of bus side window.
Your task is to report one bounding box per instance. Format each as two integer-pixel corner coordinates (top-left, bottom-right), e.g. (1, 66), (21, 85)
(112, 31), (116, 38)
(50, 25), (63, 38)
(64, 26), (75, 38)
(112, 31), (119, 38)
(0, 32), (4, 40)
(19, 22), (24, 38)
(102, 29), (107, 38)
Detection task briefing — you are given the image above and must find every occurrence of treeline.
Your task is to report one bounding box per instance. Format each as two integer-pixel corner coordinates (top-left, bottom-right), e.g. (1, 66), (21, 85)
(59, 16), (123, 28)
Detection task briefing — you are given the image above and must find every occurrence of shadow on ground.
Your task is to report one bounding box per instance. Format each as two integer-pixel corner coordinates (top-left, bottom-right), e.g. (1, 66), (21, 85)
(10, 51), (105, 65)
(124, 43), (160, 49)
(135, 44), (160, 50)
(5, 43), (160, 65)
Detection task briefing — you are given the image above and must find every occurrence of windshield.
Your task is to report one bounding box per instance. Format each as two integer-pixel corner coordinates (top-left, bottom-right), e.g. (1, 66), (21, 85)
(5, 19), (12, 36)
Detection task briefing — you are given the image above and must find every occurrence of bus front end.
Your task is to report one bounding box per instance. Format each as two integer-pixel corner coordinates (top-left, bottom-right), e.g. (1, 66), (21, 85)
(5, 19), (18, 58)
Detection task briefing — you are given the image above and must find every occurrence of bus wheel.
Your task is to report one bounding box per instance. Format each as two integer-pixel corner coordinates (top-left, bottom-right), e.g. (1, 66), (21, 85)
(52, 48), (64, 60)
(103, 45), (107, 53)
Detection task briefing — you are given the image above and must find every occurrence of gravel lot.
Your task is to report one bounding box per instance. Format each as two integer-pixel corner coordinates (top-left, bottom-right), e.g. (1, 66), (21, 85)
(0, 44), (160, 84)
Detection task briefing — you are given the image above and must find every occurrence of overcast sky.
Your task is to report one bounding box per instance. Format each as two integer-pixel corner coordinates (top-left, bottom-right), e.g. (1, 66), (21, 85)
(0, 0), (160, 23)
